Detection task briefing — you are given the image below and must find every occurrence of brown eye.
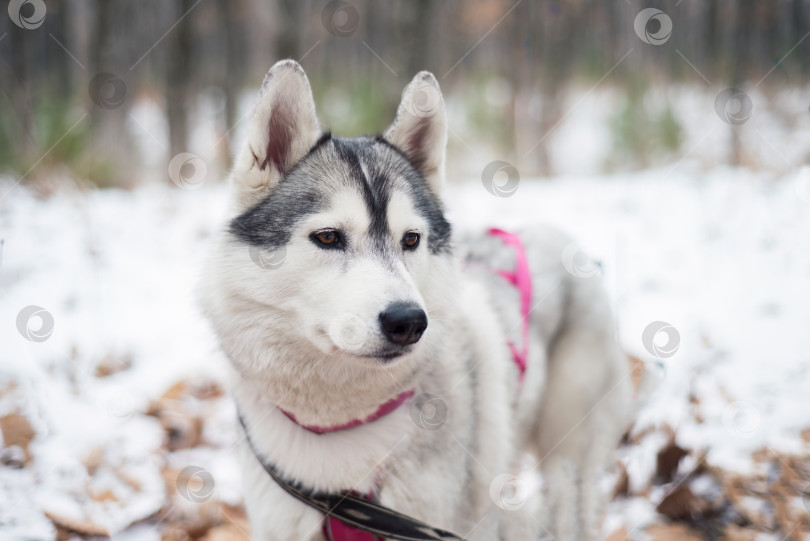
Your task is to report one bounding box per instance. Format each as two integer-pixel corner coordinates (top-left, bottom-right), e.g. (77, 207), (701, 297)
(311, 229), (343, 248)
(402, 232), (420, 250)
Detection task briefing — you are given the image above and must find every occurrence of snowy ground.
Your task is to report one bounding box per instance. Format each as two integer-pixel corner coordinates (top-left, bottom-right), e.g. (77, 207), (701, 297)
(1, 164), (809, 539)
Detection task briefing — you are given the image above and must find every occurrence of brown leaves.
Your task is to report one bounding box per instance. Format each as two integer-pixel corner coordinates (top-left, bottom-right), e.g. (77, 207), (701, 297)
(0, 412), (35, 467)
(613, 461), (630, 499)
(714, 451), (810, 539)
(149, 378), (249, 540)
(148, 379), (224, 451)
(721, 524), (756, 541)
(5, 374), (240, 539)
(157, 502), (249, 541)
(618, 434), (810, 539)
(655, 438), (689, 484)
(646, 523), (703, 540)
(46, 510), (110, 539)
(656, 484), (711, 520)
(94, 353), (133, 378)
(615, 413), (810, 538)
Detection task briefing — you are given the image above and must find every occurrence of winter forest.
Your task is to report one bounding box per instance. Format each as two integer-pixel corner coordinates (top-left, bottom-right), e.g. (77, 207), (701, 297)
(1, 1), (810, 540)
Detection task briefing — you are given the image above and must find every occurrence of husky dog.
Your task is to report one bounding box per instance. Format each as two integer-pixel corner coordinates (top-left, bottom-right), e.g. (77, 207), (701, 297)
(199, 59), (631, 541)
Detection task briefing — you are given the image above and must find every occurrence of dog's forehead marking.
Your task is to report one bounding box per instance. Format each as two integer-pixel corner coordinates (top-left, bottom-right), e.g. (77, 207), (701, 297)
(331, 138), (391, 255)
(358, 156), (372, 188)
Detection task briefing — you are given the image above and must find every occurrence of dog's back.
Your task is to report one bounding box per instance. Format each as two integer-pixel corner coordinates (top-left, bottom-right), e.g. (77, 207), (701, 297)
(459, 225), (632, 538)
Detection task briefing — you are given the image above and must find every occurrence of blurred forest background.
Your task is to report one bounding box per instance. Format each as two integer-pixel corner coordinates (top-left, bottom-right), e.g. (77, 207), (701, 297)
(1, 0), (809, 187)
(4, 3), (810, 540)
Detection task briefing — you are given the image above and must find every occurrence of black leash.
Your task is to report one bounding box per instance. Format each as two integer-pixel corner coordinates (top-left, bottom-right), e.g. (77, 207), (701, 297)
(238, 412), (468, 541)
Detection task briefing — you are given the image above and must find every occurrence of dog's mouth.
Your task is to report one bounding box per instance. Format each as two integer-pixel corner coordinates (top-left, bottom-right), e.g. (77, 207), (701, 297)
(361, 347), (412, 362)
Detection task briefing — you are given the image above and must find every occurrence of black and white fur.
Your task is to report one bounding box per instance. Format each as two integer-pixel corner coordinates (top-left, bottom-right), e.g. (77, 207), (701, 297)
(199, 60), (632, 541)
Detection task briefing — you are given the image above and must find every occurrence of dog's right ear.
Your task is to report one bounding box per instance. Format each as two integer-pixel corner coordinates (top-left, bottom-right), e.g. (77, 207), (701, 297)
(231, 60), (321, 209)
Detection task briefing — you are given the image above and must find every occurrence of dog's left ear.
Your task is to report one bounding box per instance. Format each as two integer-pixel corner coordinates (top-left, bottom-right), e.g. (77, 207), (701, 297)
(384, 72), (447, 195)
(231, 60), (321, 209)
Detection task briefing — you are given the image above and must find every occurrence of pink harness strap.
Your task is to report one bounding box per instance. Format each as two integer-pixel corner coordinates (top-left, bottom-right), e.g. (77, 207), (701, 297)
(487, 228), (532, 382)
(280, 389), (415, 434)
(324, 513), (384, 541)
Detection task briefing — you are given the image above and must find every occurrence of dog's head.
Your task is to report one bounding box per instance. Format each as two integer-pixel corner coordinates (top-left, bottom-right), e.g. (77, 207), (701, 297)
(205, 60), (454, 371)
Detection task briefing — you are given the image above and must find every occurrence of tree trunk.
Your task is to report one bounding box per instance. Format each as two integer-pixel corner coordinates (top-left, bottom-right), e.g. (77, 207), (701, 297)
(729, 0), (753, 167)
(7, 25), (36, 159)
(218, 0), (242, 164)
(166, 0), (195, 163)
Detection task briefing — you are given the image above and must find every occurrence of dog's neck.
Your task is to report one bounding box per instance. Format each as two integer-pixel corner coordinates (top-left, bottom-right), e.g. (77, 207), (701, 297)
(230, 346), (425, 428)
(279, 389), (416, 433)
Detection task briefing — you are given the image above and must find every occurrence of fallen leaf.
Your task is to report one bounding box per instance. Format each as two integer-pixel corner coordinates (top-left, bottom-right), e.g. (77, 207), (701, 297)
(45, 510), (110, 538)
(0, 412), (35, 464)
(656, 484), (710, 520)
(646, 523), (703, 541)
(89, 488), (118, 503)
(94, 353), (132, 378)
(613, 460), (629, 499)
(721, 524), (755, 541)
(656, 439), (689, 484)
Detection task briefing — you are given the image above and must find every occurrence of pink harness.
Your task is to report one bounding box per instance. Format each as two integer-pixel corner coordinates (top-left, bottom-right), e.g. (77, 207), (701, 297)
(280, 228), (532, 541)
(486, 227), (532, 382)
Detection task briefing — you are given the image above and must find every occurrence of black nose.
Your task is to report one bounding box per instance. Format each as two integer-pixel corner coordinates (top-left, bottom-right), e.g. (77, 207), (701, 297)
(379, 302), (428, 346)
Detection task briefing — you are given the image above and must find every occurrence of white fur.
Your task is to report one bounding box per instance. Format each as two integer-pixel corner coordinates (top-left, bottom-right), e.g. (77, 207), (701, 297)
(198, 61), (632, 541)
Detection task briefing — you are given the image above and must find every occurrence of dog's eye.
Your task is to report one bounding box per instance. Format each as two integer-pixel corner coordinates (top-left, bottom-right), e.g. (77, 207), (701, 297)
(311, 229), (343, 249)
(402, 232), (420, 250)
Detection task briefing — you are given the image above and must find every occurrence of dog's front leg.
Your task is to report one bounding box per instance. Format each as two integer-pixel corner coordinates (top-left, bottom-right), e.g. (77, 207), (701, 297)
(540, 456), (585, 541)
(239, 442), (327, 541)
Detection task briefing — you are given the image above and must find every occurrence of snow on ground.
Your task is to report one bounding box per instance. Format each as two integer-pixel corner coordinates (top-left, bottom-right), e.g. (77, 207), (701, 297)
(1, 165), (809, 539)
